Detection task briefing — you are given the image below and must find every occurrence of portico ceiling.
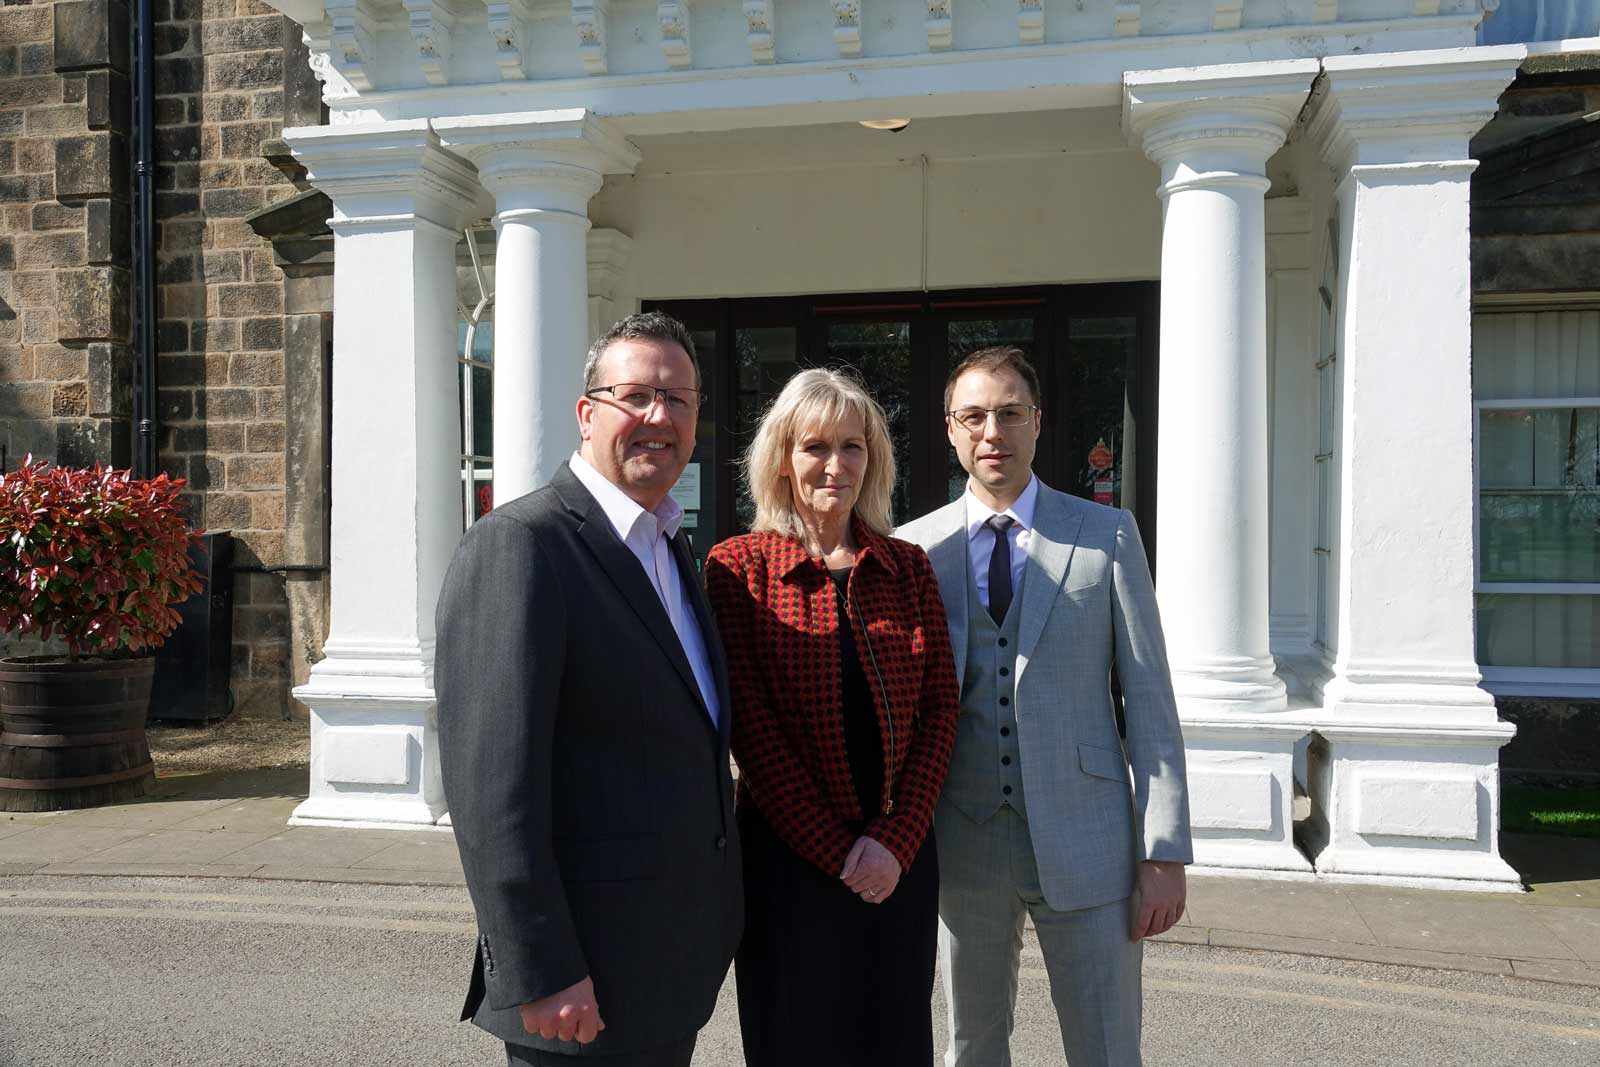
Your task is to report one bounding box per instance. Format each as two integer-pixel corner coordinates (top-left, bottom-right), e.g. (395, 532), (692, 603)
(260, 0), (1496, 132)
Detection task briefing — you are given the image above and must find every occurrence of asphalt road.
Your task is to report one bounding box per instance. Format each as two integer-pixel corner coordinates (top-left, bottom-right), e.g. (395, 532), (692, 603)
(1, 876), (1597, 1067)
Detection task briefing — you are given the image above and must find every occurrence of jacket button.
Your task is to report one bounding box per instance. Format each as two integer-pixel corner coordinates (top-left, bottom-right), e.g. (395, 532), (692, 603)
(1002, 785), (1013, 796)
(716, 835), (727, 850)
(1002, 756), (1012, 766)
(999, 696), (1010, 707)
(1000, 726), (1010, 737)
(999, 667), (1009, 677)
(998, 638), (1008, 647)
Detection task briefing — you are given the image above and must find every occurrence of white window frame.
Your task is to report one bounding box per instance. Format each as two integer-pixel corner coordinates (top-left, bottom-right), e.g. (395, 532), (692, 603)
(1472, 393), (1600, 698)
(458, 226), (494, 528)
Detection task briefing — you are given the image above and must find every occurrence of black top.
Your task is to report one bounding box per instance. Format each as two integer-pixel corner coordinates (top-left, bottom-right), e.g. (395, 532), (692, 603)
(831, 567), (885, 822)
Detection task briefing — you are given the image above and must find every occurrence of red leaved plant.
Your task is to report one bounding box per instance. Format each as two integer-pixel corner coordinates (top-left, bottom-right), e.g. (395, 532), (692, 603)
(0, 457), (205, 658)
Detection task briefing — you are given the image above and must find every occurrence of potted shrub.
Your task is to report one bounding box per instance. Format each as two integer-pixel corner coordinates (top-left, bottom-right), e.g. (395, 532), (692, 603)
(0, 458), (204, 812)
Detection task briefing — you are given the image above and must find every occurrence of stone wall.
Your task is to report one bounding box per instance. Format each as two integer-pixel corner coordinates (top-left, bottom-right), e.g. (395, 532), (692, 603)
(0, 0), (132, 473)
(0, 0), (315, 721)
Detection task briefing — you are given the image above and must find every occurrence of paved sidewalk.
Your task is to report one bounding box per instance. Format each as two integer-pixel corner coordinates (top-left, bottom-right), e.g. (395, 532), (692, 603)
(4, 767), (1600, 987)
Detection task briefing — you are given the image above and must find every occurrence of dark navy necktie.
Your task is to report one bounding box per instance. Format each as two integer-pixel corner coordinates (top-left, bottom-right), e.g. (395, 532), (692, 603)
(987, 515), (1015, 623)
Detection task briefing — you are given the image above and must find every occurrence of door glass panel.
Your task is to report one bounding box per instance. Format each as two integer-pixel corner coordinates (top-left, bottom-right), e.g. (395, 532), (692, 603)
(1065, 316), (1137, 510)
(679, 327), (718, 563)
(823, 321), (914, 524)
(945, 318), (1037, 504)
(735, 327), (802, 530)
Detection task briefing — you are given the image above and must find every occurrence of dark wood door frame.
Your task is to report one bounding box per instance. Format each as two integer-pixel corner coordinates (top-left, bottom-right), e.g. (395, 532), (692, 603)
(646, 282), (1159, 566)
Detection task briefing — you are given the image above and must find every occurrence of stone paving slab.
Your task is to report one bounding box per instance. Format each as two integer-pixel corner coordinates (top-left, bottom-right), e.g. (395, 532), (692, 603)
(1187, 878), (1378, 945)
(77, 829), (279, 865)
(1529, 904), (1600, 966)
(0, 825), (149, 865)
(217, 828), (406, 869)
(37, 861), (265, 879)
(1511, 957), (1600, 985)
(45, 796), (238, 831)
(1348, 890), (1580, 962)
(352, 837), (466, 874)
(166, 797), (303, 833)
(0, 821), (38, 842)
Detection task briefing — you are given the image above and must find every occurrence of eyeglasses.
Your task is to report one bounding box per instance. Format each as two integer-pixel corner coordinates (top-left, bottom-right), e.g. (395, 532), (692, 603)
(585, 383), (705, 414)
(947, 405), (1038, 431)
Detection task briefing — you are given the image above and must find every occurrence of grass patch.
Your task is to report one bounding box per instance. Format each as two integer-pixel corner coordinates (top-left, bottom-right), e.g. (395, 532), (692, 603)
(1502, 786), (1600, 839)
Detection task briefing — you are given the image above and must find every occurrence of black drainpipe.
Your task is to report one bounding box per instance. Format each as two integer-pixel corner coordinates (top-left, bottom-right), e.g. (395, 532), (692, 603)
(130, 0), (157, 479)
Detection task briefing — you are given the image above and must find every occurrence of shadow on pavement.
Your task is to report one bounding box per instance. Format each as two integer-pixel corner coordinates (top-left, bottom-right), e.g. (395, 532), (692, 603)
(1502, 831), (1600, 889)
(149, 765), (309, 803)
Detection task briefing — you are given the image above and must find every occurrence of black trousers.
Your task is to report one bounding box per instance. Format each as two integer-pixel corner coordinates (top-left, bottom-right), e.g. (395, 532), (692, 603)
(734, 805), (939, 1067)
(504, 1036), (694, 1067)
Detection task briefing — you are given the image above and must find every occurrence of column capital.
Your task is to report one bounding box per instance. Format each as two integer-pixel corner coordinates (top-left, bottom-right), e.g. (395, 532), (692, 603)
(434, 109), (641, 217)
(1123, 59), (1318, 188)
(1307, 46), (1525, 175)
(283, 118), (484, 236)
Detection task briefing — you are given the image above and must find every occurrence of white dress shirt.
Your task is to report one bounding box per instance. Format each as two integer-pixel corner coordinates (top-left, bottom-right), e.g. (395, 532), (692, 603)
(964, 473), (1040, 611)
(568, 452), (720, 727)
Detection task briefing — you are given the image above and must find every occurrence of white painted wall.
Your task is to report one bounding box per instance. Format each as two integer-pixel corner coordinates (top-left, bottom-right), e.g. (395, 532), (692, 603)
(589, 110), (1163, 301)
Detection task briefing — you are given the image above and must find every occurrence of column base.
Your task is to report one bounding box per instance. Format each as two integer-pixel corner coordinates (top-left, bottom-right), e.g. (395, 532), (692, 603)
(288, 641), (449, 832)
(1180, 714), (1315, 875)
(1303, 707), (1522, 892)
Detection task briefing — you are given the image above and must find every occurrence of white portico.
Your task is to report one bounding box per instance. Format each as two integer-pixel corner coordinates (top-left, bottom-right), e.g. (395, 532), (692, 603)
(263, 0), (1573, 889)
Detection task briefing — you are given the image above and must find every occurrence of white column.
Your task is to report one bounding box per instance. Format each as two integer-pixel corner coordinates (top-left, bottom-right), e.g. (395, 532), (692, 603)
(1124, 62), (1319, 874)
(436, 112), (641, 503)
(587, 228), (636, 344)
(282, 120), (481, 828)
(1303, 47), (1525, 889)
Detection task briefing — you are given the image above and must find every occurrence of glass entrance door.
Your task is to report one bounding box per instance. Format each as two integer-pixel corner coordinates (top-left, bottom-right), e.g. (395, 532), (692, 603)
(648, 284), (1158, 566)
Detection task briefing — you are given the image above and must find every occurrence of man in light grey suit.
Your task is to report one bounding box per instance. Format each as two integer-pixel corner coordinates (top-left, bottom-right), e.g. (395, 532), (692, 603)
(897, 346), (1191, 1067)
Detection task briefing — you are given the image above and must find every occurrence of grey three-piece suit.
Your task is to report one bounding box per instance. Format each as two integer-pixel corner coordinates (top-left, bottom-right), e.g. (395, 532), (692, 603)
(898, 480), (1192, 1067)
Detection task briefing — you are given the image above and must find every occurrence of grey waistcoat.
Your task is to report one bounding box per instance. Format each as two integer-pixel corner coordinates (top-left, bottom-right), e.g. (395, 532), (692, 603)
(942, 551), (1027, 824)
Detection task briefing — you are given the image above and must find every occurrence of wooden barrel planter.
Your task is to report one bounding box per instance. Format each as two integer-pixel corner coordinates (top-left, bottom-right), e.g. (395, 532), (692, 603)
(0, 656), (156, 812)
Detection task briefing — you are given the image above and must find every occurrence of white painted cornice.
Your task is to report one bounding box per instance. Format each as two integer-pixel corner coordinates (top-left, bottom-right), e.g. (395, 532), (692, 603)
(660, 0), (691, 69)
(1307, 45), (1525, 173)
(572, 0), (609, 75)
(402, 0), (459, 87)
(487, 0), (535, 79)
(744, 0), (774, 64)
(1018, 0), (1043, 44)
(587, 228), (634, 298)
(324, 0), (380, 92)
(1112, 2), (1138, 38)
(927, 0), (952, 52)
(434, 110), (642, 215)
(284, 119), (483, 233)
(833, 0), (861, 58)
(1122, 59), (1319, 176)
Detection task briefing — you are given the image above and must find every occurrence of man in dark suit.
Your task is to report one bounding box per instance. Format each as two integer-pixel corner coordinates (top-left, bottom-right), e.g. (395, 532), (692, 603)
(436, 311), (741, 1067)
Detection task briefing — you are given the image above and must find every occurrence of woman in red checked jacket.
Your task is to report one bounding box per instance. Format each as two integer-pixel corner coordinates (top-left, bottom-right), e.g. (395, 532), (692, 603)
(704, 367), (960, 1067)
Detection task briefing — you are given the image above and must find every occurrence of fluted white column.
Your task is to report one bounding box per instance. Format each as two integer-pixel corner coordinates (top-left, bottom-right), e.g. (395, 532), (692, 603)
(283, 120), (480, 828)
(1126, 61), (1316, 716)
(1302, 47), (1525, 889)
(437, 112), (641, 503)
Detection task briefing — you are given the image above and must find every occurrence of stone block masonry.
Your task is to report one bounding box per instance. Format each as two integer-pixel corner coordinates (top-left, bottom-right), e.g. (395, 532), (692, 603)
(0, 0), (315, 723)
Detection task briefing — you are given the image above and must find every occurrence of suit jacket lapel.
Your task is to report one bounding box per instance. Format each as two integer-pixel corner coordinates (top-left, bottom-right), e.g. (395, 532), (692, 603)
(558, 468), (711, 727)
(669, 531), (730, 748)
(925, 520), (971, 685)
(1016, 486), (1083, 671)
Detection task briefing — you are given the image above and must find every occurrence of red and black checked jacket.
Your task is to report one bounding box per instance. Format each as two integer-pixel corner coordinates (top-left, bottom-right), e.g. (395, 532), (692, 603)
(704, 520), (960, 876)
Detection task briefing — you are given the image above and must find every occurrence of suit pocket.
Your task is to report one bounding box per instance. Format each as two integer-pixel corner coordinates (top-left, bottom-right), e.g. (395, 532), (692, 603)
(1078, 742), (1130, 784)
(555, 833), (665, 882)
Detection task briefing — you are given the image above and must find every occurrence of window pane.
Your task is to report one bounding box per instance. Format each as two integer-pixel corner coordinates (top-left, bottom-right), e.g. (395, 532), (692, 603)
(735, 327), (800, 530)
(1063, 317), (1133, 510)
(471, 365), (493, 458)
(826, 321), (913, 523)
(1479, 489), (1600, 582)
(1477, 593), (1600, 668)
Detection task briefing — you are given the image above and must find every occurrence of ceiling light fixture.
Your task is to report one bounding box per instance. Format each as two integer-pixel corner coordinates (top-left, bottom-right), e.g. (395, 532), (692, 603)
(859, 118), (911, 132)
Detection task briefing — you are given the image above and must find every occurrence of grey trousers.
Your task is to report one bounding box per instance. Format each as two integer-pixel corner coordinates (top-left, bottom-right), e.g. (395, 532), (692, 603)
(936, 802), (1142, 1067)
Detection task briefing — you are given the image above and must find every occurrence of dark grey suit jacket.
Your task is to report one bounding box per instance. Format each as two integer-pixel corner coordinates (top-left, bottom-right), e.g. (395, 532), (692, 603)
(436, 462), (742, 1056)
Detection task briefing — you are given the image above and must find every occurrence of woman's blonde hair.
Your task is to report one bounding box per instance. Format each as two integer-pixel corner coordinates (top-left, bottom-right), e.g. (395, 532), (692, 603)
(743, 367), (897, 545)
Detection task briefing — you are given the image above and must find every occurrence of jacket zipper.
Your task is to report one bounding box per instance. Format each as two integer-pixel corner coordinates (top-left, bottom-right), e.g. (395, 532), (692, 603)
(847, 587), (897, 816)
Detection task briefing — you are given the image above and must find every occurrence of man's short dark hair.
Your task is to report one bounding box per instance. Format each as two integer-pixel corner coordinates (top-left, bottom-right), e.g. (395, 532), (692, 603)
(944, 346), (1042, 412)
(584, 311), (702, 391)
